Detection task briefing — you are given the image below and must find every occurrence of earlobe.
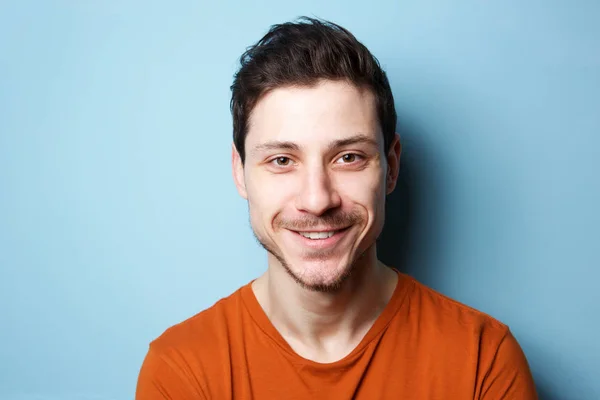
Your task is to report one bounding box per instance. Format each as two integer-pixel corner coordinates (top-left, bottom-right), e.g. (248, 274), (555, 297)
(231, 144), (248, 199)
(386, 167), (396, 194)
(386, 133), (402, 195)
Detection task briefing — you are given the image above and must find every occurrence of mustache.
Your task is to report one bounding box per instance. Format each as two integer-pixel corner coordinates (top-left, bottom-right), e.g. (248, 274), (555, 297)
(275, 210), (363, 230)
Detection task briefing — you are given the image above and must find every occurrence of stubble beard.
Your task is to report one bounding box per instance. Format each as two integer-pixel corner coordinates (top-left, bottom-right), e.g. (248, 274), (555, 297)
(251, 209), (367, 293)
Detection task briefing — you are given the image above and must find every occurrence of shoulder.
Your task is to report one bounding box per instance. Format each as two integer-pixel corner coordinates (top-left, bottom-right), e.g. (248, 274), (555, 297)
(401, 273), (509, 339)
(150, 285), (247, 356)
(136, 286), (249, 399)
(397, 274), (537, 397)
(144, 283), (252, 380)
(395, 272), (516, 369)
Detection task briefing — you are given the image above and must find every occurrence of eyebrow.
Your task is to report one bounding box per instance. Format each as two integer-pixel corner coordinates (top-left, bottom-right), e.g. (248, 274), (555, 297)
(251, 134), (379, 155)
(252, 141), (300, 154)
(330, 134), (379, 151)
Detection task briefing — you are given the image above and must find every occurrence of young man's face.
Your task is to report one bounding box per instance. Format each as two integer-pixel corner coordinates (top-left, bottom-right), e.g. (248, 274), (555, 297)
(233, 80), (399, 292)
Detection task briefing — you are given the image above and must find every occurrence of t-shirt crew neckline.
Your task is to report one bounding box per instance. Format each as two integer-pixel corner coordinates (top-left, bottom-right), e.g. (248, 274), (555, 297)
(239, 269), (414, 369)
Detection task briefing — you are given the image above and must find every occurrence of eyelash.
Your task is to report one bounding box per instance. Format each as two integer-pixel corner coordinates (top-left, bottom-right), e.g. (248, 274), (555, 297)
(271, 156), (294, 167)
(268, 153), (364, 167)
(337, 153), (362, 164)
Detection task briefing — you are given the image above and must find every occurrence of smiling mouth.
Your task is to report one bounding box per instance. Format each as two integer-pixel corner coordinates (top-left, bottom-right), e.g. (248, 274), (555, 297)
(293, 227), (350, 240)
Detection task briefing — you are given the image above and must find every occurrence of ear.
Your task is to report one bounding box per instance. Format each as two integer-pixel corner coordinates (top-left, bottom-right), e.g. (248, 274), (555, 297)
(385, 133), (402, 195)
(232, 143), (248, 199)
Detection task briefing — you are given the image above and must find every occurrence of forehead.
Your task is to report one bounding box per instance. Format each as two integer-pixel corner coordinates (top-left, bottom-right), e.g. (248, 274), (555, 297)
(246, 80), (381, 151)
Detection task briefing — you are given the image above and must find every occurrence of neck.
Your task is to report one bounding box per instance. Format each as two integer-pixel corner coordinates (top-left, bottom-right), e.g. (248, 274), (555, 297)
(251, 246), (398, 362)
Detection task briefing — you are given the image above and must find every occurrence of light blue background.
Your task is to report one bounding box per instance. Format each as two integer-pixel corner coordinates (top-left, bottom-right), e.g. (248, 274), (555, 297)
(1, 1), (598, 399)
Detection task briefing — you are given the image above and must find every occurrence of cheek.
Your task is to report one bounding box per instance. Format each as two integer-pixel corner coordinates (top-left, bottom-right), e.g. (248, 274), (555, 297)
(246, 172), (298, 219)
(336, 170), (385, 211)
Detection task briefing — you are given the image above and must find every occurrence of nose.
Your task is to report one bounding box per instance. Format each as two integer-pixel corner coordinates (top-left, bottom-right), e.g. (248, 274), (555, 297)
(294, 165), (342, 216)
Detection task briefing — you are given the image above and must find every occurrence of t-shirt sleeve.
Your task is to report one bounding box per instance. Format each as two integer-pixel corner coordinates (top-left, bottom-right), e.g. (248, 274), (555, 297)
(135, 345), (207, 400)
(480, 329), (538, 400)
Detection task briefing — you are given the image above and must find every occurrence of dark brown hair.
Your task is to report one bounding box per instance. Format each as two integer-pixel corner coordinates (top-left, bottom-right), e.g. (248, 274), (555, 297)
(230, 17), (397, 163)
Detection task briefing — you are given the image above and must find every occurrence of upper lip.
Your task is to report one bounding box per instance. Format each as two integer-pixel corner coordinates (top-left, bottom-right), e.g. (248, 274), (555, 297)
(291, 227), (349, 233)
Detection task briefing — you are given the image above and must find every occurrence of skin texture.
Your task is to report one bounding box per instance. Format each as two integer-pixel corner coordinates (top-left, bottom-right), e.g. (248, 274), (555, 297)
(232, 80), (402, 362)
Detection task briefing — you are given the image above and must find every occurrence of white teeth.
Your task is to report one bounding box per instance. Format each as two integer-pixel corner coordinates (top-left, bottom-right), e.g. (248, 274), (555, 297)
(299, 231), (336, 240)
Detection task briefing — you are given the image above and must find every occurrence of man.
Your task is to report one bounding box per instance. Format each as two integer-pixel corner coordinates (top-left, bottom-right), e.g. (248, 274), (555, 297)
(136, 17), (537, 399)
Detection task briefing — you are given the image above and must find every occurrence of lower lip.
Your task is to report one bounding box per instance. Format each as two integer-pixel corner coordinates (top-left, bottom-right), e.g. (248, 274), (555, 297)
(288, 227), (351, 250)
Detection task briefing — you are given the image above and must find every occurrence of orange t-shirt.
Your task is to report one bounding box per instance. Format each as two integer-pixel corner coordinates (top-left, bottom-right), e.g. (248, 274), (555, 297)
(136, 271), (537, 399)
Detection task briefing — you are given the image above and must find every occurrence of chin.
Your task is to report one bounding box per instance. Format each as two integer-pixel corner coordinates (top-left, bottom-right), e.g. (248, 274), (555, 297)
(254, 223), (374, 292)
(282, 256), (358, 293)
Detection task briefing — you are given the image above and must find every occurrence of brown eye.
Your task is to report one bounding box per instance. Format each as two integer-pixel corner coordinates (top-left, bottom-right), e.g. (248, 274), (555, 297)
(275, 157), (291, 166)
(341, 154), (356, 163)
